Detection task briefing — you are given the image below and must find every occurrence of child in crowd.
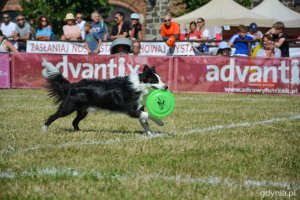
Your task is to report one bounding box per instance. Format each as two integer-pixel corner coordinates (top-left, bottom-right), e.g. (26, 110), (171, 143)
(216, 41), (231, 56)
(265, 22), (289, 57)
(84, 22), (101, 54)
(228, 25), (253, 56)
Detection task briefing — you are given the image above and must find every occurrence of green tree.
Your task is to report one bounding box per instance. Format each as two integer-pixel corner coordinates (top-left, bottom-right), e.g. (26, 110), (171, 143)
(20, 0), (111, 37)
(184, 0), (253, 13)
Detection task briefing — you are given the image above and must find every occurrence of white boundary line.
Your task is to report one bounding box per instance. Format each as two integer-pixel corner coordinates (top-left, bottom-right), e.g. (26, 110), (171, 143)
(0, 167), (299, 190)
(1, 114), (300, 154)
(186, 114), (300, 135)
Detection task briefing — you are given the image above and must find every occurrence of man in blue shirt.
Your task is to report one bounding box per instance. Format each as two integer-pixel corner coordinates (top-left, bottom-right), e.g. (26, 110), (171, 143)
(228, 25), (253, 56)
(91, 11), (108, 42)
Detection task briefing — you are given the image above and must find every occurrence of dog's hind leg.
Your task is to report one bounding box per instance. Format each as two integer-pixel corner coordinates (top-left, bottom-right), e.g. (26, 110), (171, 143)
(72, 110), (88, 131)
(42, 100), (77, 132)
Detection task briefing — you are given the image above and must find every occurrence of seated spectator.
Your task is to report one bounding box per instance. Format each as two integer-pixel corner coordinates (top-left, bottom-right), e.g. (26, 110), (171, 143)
(129, 13), (142, 41)
(1, 12), (16, 41)
(160, 15), (180, 41)
(61, 13), (81, 41)
(13, 14), (31, 52)
(110, 38), (132, 54)
(256, 34), (281, 58)
(196, 18), (211, 40)
(35, 16), (53, 41)
(111, 11), (130, 40)
(187, 21), (201, 40)
(91, 11), (108, 42)
(216, 41), (231, 56)
(248, 22), (263, 49)
(29, 17), (36, 40)
(228, 25), (253, 56)
(265, 22), (289, 57)
(131, 40), (141, 55)
(0, 30), (18, 53)
(84, 22), (101, 54)
(76, 12), (86, 40)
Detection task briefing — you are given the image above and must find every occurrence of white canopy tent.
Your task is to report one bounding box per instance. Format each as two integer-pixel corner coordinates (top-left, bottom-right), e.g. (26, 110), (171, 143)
(250, 0), (300, 27)
(173, 0), (271, 27)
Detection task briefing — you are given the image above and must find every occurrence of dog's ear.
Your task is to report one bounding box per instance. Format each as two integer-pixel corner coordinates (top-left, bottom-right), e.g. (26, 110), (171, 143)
(143, 65), (151, 74)
(150, 66), (157, 73)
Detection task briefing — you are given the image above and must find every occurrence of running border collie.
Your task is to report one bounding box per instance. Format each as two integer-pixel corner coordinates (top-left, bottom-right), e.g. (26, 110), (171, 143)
(41, 59), (168, 135)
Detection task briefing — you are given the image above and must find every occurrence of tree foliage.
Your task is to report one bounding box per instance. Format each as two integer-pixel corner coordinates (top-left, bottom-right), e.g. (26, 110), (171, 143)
(184, 0), (253, 13)
(20, 0), (111, 36)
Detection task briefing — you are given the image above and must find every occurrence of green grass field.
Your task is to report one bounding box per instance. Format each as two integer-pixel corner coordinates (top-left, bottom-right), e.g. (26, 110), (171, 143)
(0, 89), (299, 199)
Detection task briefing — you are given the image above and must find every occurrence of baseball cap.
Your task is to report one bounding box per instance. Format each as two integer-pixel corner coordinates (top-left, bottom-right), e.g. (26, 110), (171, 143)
(249, 22), (258, 33)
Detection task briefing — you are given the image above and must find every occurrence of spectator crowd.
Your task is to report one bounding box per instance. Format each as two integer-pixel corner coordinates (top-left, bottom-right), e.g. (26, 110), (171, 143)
(0, 10), (292, 57)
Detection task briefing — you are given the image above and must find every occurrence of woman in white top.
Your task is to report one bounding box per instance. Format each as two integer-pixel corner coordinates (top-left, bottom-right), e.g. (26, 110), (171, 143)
(0, 30), (18, 53)
(196, 18), (211, 40)
(256, 34), (281, 58)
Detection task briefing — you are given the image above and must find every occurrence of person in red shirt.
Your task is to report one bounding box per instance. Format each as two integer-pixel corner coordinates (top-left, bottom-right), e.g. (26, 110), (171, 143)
(187, 21), (201, 40)
(160, 15), (180, 41)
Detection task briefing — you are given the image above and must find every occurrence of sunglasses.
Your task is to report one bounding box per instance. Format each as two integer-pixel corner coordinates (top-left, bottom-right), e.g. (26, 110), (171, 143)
(197, 21), (203, 23)
(41, 19), (47, 22)
(164, 19), (171, 22)
(76, 17), (82, 19)
(17, 18), (24, 21)
(132, 46), (140, 48)
(3, 16), (9, 19)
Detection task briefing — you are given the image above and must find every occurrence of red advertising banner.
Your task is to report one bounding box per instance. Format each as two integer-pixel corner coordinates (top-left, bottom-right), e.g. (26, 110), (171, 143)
(174, 56), (300, 95)
(0, 53), (10, 88)
(11, 53), (173, 89)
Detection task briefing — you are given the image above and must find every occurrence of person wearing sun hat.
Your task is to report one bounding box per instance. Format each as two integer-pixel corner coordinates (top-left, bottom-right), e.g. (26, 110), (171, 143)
(216, 41), (231, 56)
(61, 13), (81, 41)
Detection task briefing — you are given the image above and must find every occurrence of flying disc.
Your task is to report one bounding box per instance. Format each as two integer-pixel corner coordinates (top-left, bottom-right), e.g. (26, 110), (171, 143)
(146, 90), (175, 118)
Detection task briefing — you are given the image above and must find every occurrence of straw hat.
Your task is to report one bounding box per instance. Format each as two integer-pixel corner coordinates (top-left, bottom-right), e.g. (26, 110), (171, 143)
(65, 13), (75, 21)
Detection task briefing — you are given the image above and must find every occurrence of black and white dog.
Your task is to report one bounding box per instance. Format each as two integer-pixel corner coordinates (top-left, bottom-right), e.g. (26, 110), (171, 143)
(41, 59), (168, 135)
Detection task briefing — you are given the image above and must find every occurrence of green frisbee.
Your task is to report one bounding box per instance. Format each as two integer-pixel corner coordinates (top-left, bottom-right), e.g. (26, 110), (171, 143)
(146, 90), (175, 118)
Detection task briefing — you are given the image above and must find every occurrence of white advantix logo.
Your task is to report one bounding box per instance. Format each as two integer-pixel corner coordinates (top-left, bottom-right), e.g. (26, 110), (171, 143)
(206, 58), (300, 84)
(45, 56), (140, 79)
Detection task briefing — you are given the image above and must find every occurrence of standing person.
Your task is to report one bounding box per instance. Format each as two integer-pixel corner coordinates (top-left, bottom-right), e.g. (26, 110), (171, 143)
(247, 22), (263, 49)
(160, 15), (179, 54)
(129, 13), (142, 41)
(35, 16), (53, 41)
(13, 14), (31, 52)
(111, 11), (130, 40)
(61, 13), (81, 41)
(0, 30), (18, 53)
(228, 25), (253, 56)
(84, 22), (101, 54)
(131, 40), (141, 55)
(160, 15), (180, 41)
(91, 11), (108, 42)
(196, 18), (211, 40)
(265, 22), (289, 57)
(187, 21), (201, 40)
(76, 12), (86, 40)
(256, 34), (281, 58)
(0, 12), (16, 41)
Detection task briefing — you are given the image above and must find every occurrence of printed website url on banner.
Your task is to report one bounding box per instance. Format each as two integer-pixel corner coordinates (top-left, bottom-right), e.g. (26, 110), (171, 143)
(224, 87), (298, 94)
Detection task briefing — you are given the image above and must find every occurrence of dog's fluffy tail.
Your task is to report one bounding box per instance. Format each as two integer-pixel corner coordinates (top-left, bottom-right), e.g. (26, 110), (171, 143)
(42, 58), (70, 104)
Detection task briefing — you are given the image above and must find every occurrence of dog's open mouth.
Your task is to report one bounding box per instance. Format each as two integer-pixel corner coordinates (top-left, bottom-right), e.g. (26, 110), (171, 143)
(151, 86), (168, 90)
